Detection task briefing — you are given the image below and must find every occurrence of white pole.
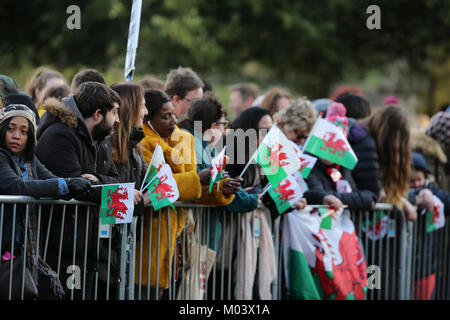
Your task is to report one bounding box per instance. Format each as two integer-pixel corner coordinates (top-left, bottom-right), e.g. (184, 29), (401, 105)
(124, 0), (143, 82)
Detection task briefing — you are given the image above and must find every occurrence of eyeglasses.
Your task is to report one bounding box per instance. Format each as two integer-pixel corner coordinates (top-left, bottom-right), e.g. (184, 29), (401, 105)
(294, 130), (308, 141)
(183, 97), (198, 104)
(216, 120), (229, 128)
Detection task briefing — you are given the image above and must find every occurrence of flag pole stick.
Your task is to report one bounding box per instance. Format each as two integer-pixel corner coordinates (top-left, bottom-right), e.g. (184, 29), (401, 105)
(238, 124), (278, 179)
(259, 183), (272, 198)
(91, 182), (137, 188)
(238, 154), (255, 179)
(141, 172), (159, 192)
(140, 142), (159, 192)
(308, 204), (348, 209)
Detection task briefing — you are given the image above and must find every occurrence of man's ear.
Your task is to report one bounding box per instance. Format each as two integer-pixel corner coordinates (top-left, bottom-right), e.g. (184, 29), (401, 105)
(93, 109), (103, 122)
(172, 95), (180, 105)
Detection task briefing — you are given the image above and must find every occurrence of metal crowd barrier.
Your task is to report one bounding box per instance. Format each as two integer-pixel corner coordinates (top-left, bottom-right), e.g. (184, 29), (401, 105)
(1, 195), (449, 300)
(130, 203), (277, 300)
(0, 195), (130, 300)
(406, 209), (450, 300)
(350, 204), (409, 300)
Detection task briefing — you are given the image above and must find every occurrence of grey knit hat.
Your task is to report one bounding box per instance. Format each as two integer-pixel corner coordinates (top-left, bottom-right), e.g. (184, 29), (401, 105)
(0, 104), (37, 134)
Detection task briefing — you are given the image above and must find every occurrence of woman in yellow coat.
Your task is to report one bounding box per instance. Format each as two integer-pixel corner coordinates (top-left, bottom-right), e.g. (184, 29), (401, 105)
(137, 89), (241, 297)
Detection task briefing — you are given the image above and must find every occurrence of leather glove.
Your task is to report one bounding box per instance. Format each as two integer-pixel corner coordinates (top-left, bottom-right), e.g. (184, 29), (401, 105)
(65, 177), (93, 196)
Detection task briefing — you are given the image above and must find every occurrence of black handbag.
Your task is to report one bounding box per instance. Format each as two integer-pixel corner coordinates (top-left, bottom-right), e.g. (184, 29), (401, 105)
(0, 255), (39, 300)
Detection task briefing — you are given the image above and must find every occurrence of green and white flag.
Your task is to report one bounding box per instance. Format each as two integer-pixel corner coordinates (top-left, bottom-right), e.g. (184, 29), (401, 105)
(146, 163), (179, 211)
(361, 210), (389, 240)
(141, 143), (165, 192)
(268, 174), (307, 214)
(255, 125), (301, 187)
(289, 140), (317, 179)
(282, 209), (367, 300)
(303, 117), (358, 170)
(100, 183), (135, 225)
(318, 207), (342, 230)
(425, 196), (445, 233)
(209, 147), (226, 193)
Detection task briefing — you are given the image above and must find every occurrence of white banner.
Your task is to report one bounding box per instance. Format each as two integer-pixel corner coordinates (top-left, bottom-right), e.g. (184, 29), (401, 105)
(124, 0), (143, 81)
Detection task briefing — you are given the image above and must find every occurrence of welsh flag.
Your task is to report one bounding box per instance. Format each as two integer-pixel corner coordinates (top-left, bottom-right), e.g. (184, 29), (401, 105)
(209, 147), (226, 193)
(146, 163), (179, 211)
(268, 175), (307, 214)
(255, 125), (301, 187)
(361, 210), (389, 241)
(303, 118), (358, 170)
(425, 196), (445, 233)
(282, 209), (368, 300)
(141, 143), (165, 192)
(100, 183), (135, 224)
(289, 140), (317, 179)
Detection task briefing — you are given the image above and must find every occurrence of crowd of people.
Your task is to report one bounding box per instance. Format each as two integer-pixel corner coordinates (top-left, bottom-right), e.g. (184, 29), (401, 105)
(0, 65), (449, 300)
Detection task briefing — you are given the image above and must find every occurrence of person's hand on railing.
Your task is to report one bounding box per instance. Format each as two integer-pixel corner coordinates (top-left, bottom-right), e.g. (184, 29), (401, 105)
(402, 198), (417, 222)
(65, 177), (93, 197)
(81, 173), (99, 182)
(143, 190), (151, 206)
(222, 177), (242, 197)
(198, 169), (211, 186)
(415, 188), (435, 212)
(293, 198), (307, 210)
(134, 189), (143, 205)
(323, 195), (343, 211)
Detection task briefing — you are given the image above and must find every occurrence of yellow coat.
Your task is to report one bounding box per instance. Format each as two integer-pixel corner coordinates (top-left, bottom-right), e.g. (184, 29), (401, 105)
(136, 124), (234, 289)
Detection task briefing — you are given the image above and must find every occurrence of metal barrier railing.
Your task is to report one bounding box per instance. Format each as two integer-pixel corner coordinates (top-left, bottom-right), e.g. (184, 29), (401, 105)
(406, 208), (450, 300)
(350, 204), (408, 300)
(1, 195), (449, 300)
(0, 195), (129, 300)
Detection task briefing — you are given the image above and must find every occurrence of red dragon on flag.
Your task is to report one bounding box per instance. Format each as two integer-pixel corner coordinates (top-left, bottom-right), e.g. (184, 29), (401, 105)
(265, 143), (290, 172)
(432, 204), (442, 225)
(274, 179), (295, 205)
(152, 174), (175, 200)
(299, 157), (310, 173)
(311, 231), (367, 300)
(320, 132), (349, 157)
(106, 187), (129, 220)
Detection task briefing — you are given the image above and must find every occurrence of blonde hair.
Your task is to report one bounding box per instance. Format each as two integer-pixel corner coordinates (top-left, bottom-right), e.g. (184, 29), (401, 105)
(261, 87), (291, 114)
(274, 98), (317, 133)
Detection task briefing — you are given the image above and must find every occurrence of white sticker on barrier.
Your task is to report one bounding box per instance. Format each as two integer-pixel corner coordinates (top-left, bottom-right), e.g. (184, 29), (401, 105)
(99, 223), (111, 239)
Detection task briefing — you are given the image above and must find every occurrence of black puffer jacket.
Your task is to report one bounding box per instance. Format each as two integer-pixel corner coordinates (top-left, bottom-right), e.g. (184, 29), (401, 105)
(304, 160), (374, 211)
(0, 148), (63, 252)
(0, 148), (66, 297)
(347, 121), (381, 203)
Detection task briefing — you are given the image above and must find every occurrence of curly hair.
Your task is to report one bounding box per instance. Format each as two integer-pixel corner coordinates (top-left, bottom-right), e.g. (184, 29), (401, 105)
(179, 93), (227, 134)
(274, 98), (317, 133)
(362, 106), (410, 207)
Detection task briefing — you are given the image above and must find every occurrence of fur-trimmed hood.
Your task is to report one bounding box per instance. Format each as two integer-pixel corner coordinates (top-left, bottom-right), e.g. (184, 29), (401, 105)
(410, 129), (447, 164)
(37, 96), (91, 143)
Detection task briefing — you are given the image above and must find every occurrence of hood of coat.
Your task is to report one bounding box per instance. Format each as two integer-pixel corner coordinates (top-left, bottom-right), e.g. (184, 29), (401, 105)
(0, 147), (20, 175)
(348, 119), (369, 143)
(411, 128), (447, 164)
(37, 96), (93, 144)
